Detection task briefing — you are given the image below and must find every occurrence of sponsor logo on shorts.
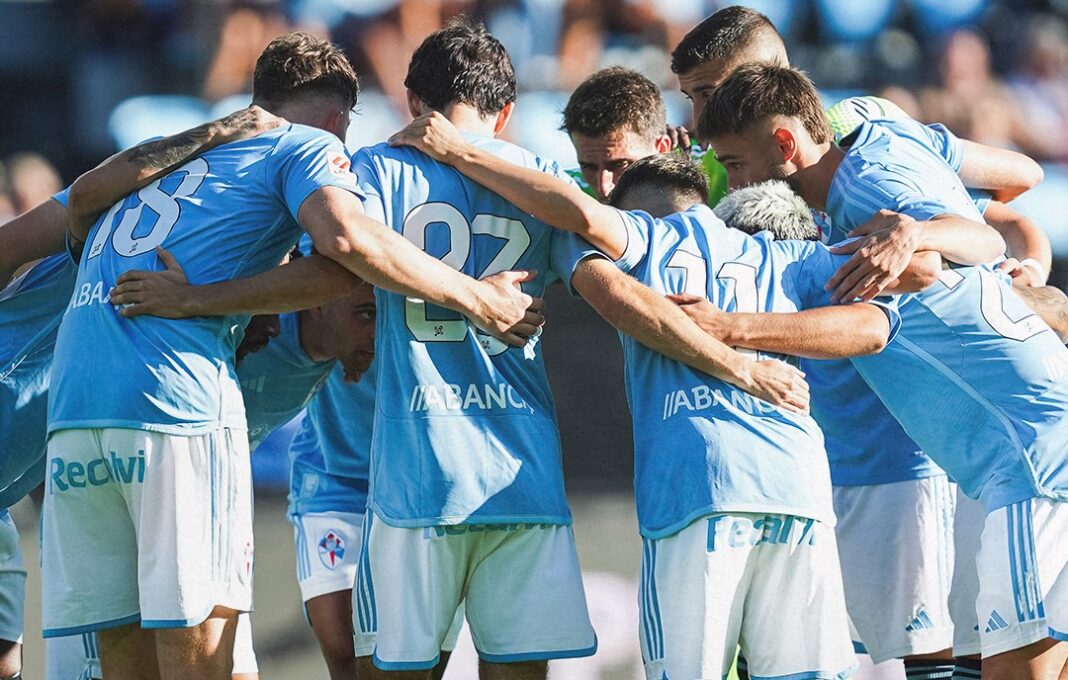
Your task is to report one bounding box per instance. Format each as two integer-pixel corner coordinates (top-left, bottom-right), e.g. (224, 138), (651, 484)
(48, 450), (145, 494)
(318, 530), (346, 569)
(422, 523), (554, 539)
(705, 515), (817, 552)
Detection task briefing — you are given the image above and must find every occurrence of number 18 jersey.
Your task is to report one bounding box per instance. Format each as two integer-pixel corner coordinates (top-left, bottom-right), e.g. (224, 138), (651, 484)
(351, 135), (572, 528)
(48, 125), (361, 435)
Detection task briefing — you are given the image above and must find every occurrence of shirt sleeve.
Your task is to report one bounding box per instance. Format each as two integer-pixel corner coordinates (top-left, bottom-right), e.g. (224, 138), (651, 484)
(349, 147), (388, 223)
(52, 187), (71, 208)
(268, 127), (364, 220)
(549, 208), (654, 295)
(844, 168), (959, 223)
(921, 123), (965, 172)
(968, 188), (992, 216)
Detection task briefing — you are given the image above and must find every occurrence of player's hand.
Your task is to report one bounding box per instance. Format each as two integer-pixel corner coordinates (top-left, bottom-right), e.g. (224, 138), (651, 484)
(469, 270), (537, 347)
(996, 257), (1047, 288)
(109, 247), (195, 318)
(504, 296), (546, 342)
(665, 125), (692, 152)
(666, 294), (734, 343)
(210, 106), (287, 146)
(388, 112), (469, 164)
(827, 210), (924, 303)
(740, 360), (809, 414)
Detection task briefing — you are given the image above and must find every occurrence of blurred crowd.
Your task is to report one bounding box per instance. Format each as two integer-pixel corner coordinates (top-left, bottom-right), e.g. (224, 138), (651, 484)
(2, 0), (1068, 254)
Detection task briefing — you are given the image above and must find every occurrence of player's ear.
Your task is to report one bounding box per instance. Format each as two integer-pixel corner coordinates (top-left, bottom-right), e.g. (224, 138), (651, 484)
(406, 89), (424, 120)
(772, 127), (797, 163)
(654, 134), (673, 154)
(493, 102), (515, 136)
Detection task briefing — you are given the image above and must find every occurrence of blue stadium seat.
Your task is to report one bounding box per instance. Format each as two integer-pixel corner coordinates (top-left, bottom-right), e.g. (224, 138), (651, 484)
(815, 0), (897, 43)
(909, 0), (988, 35)
(108, 95), (211, 150)
(1011, 164), (1068, 259)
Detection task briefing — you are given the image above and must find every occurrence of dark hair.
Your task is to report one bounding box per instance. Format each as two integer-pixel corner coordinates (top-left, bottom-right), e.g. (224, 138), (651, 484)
(405, 17), (516, 116)
(607, 154), (709, 208)
(252, 32), (359, 110)
(671, 6), (780, 75)
(698, 63), (831, 144)
(561, 67), (666, 141)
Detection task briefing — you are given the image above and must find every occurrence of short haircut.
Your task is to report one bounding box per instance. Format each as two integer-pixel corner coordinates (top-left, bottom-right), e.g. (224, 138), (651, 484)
(671, 6), (780, 75)
(698, 63), (832, 145)
(253, 32), (359, 110)
(561, 67), (666, 141)
(405, 17), (516, 116)
(714, 180), (819, 240)
(607, 154), (709, 208)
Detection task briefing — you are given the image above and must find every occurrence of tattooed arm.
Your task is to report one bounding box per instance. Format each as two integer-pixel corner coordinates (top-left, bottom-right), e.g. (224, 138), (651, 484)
(67, 106), (284, 244)
(1015, 285), (1068, 342)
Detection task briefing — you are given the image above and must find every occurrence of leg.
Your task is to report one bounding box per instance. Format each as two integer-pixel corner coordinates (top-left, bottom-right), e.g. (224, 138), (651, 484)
(478, 659), (547, 680)
(356, 654), (431, 680)
(307, 590), (357, 680)
(0, 640), (18, 678)
(982, 639), (1068, 680)
(154, 605), (239, 680)
(98, 622), (160, 680)
(431, 651), (451, 680)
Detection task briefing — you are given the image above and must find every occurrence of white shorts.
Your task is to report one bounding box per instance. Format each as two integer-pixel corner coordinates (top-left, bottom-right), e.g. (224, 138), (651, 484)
(949, 488), (987, 656)
(972, 497), (1068, 657)
(0, 511), (25, 644)
(640, 513), (856, 680)
(832, 476), (956, 662)
(44, 613), (257, 679)
(357, 514), (596, 670)
(292, 510), (364, 602)
(41, 428), (254, 636)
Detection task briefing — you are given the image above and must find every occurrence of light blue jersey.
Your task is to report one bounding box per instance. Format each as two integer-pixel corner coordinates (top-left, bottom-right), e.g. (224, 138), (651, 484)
(48, 124), (360, 435)
(805, 117), (973, 486)
(828, 118), (1068, 510)
(553, 204), (897, 539)
(351, 135), (571, 527)
(288, 362), (376, 517)
(237, 312), (333, 450)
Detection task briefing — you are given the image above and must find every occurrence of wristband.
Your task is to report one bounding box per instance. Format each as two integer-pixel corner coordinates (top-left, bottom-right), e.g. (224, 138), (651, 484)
(1018, 258), (1048, 284)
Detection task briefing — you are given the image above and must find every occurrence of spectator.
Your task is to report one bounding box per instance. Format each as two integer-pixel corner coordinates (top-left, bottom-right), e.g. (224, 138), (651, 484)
(5, 153), (61, 216)
(1007, 15), (1068, 161)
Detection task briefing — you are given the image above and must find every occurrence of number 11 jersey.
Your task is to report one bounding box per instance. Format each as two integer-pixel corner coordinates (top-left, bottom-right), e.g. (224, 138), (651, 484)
(48, 124), (361, 435)
(351, 135), (573, 528)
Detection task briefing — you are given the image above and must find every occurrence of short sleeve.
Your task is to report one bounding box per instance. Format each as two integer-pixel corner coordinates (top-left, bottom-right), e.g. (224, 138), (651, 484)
(968, 188), (992, 216)
(921, 123), (965, 172)
(847, 170), (958, 223)
(350, 147), (387, 223)
(549, 231), (607, 296)
(52, 187), (71, 208)
(268, 127), (364, 220)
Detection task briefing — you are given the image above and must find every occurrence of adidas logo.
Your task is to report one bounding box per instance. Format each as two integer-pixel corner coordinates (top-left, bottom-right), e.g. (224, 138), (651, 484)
(905, 608), (934, 632)
(985, 610), (1010, 633)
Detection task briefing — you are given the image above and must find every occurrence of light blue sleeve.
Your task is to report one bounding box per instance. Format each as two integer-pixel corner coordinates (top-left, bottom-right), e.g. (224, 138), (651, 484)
(269, 127), (364, 220)
(968, 188), (992, 216)
(844, 167), (958, 223)
(921, 123), (965, 172)
(52, 187), (70, 208)
(350, 147), (388, 223)
(548, 208), (653, 295)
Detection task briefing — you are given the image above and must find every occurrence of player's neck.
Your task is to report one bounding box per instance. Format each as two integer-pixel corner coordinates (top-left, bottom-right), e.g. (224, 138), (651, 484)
(788, 143), (842, 212)
(439, 103), (500, 138)
(297, 310), (331, 363)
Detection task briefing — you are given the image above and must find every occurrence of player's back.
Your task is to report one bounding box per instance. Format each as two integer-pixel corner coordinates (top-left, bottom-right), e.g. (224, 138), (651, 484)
(48, 124), (358, 436)
(607, 205), (856, 537)
(351, 135), (570, 527)
(854, 267), (1068, 510)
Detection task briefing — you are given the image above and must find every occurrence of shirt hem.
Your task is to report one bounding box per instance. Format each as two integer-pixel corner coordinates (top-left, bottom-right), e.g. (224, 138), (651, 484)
(638, 502), (833, 540)
(370, 506), (573, 528)
(47, 419), (247, 437)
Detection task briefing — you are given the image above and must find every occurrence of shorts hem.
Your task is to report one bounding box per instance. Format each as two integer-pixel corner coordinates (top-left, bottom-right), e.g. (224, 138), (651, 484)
(42, 612), (141, 638)
(953, 642), (981, 656)
(864, 630), (955, 664)
(299, 578), (358, 603)
(476, 638), (598, 663)
(749, 661), (858, 680)
(981, 628), (1049, 658)
(1049, 628), (1068, 641)
(372, 652), (440, 671)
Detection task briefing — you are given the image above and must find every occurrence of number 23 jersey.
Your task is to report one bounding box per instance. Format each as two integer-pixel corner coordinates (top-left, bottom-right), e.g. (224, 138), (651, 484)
(351, 135), (573, 528)
(48, 124), (361, 435)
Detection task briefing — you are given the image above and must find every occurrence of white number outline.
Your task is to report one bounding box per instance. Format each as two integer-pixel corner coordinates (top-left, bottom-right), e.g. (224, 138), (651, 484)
(939, 267), (1047, 342)
(665, 250), (760, 357)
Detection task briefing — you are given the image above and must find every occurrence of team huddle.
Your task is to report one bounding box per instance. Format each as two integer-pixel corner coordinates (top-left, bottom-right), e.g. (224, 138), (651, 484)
(2, 5), (1068, 680)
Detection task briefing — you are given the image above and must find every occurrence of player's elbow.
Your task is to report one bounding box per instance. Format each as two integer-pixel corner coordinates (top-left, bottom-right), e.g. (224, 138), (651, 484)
(856, 327), (890, 355)
(66, 174), (100, 237)
(1019, 156), (1044, 194)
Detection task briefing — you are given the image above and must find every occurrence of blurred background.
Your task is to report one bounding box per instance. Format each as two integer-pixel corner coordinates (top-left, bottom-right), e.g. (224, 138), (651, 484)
(3, 0), (1068, 677)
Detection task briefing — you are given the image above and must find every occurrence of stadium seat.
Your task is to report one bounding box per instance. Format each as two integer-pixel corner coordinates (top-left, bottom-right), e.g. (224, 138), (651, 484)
(108, 95), (211, 150)
(815, 0), (897, 43)
(909, 0), (988, 35)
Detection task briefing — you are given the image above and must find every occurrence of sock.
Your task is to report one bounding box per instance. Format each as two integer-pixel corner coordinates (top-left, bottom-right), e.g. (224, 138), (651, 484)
(952, 658), (982, 680)
(904, 659), (954, 680)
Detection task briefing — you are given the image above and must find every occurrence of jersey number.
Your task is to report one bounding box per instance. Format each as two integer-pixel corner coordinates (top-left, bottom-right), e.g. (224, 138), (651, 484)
(939, 268), (1046, 341)
(665, 250), (759, 357)
(87, 158), (210, 260)
(402, 202), (531, 356)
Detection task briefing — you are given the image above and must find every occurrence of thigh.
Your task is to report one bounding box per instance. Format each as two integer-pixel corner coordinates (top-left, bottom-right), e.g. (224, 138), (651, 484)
(154, 606), (238, 680)
(741, 516), (856, 679)
(833, 477), (956, 663)
(464, 525), (595, 666)
(123, 428), (254, 627)
(359, 515), (467, 672)
(42, 429), (140, 637)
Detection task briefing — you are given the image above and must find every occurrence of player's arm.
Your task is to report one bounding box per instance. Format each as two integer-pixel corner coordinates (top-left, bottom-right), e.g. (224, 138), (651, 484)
(958, 140), (1043, 203)
(389, 112), (629, 259)
(981, 201), (1052, 287)
(574, 257), (809, 412)
(66, 106), (285, 244)
(0, 198), (68, 285)
(1014, 285), (1068, 342)
(828, 210), (1004, 302)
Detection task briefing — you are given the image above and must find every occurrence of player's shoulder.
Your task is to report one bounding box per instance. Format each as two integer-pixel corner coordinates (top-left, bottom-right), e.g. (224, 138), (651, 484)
(467, 135), (566, 176)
